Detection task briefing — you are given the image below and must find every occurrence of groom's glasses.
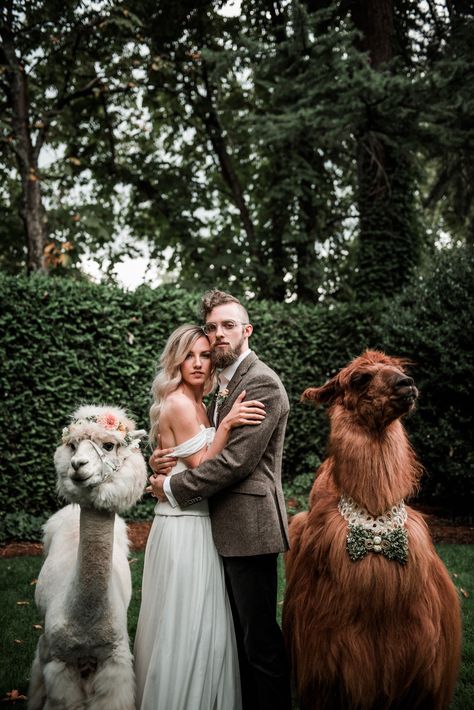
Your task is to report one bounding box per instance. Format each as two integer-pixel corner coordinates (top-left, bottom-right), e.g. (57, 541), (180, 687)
(203, 320), (248, 335)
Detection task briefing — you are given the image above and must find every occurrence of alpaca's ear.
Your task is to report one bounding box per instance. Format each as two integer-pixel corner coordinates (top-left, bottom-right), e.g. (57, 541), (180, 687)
(125, 429), (148, 450)
(302, 377), (340, 405)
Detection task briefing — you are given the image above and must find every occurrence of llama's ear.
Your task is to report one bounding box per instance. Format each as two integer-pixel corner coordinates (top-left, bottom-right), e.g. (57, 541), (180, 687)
(302, 377), (340, 405)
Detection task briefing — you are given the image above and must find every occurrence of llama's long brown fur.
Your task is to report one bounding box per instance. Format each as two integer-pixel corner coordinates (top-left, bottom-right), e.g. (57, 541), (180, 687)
(283, 351), (461, 710)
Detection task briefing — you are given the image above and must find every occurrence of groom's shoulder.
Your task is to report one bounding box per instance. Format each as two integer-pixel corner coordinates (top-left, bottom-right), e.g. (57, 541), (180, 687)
(243, 356), (289, 410)
(251, 355), (277, 377)
(248, 355), (286, 390)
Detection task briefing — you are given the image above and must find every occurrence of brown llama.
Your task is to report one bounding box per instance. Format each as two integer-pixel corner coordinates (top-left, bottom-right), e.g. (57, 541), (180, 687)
(283, 350), (461, 710)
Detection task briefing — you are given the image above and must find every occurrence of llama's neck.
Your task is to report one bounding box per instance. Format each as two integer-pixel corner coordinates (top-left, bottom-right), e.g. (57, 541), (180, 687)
(67, 506), (115, 625)
(330, 408), (420, 515)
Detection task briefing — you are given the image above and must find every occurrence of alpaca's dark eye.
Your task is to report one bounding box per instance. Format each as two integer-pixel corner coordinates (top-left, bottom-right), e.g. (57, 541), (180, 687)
(68, 443), (76, 452)
(103, 442), (115, 452)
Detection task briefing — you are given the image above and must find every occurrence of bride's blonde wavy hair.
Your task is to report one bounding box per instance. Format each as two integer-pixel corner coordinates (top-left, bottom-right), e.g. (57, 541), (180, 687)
(149, 324), (217, 446)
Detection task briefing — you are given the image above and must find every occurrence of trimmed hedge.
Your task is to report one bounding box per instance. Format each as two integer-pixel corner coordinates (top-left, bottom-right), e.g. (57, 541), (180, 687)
(374, 246), (474, 513)
(1, 246), (472, 541)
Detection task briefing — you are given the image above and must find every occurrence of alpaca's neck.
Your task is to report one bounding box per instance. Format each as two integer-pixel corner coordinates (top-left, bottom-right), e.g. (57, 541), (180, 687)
(67, 506), (115, 624)
(330, 409), (419, 515)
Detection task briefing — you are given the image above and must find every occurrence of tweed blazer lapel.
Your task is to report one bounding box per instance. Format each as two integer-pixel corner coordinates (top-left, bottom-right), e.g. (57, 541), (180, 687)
(208, 394), (217, 424)
(217, 352), (258, 426)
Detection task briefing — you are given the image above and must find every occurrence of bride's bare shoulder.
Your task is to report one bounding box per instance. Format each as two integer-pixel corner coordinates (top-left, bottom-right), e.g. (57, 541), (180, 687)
(161, 391), (194, 422)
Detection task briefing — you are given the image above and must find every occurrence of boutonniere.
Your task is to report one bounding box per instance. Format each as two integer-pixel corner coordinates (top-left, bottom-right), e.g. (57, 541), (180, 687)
(214, 388), (229, 406)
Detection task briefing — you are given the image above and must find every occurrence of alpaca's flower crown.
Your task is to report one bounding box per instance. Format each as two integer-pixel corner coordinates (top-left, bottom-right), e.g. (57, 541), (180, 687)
(62, 411), (140, 449)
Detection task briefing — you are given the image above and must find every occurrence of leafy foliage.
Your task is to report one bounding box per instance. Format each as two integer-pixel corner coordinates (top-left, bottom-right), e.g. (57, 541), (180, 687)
(2, 1), (473, 300)
(373, 244), (474, 514)
(1, 245), (472, 541)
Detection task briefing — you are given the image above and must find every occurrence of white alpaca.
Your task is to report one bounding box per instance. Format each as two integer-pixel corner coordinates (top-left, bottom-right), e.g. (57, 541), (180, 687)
(28, 405), (148, 710)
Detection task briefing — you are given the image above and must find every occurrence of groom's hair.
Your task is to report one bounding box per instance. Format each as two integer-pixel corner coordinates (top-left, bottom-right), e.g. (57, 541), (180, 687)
(200, 289), (249, 323)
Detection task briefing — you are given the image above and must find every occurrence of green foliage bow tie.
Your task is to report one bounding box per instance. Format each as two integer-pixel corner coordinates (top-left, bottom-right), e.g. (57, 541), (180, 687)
(346, 524), (408, 565)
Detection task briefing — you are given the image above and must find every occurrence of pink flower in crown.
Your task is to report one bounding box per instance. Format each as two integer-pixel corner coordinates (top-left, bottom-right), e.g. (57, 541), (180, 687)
(98, 412), (119, 430)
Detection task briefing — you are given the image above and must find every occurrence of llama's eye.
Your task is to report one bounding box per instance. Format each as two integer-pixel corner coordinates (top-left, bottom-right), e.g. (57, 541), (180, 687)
(68, 443), (76, 452)
(103, 442), (115, 452)
(351, 372), (372, 390)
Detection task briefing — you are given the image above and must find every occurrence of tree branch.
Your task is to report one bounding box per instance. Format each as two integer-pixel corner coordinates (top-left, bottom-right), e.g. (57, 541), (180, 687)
(198, 59), (257, 248)
(98, 91), (116, 167)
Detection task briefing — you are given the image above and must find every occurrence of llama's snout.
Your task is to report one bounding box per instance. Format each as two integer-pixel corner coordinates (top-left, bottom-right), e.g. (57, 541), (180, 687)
(397, 375), (415, 388)
(394, 375), (418, 400)
(391, 375), (418, 416)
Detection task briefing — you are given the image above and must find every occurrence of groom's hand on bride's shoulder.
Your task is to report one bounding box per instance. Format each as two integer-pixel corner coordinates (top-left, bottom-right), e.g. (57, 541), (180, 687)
(149, 435), (176, 475)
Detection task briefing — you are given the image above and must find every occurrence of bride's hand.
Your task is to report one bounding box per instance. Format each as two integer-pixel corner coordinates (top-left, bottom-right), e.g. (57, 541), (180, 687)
(221, 390), (266, 430)
(146, 473), (168, 501)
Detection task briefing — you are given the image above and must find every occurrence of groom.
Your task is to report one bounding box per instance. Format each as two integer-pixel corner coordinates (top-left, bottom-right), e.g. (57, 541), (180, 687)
(150, 289), (291, 710)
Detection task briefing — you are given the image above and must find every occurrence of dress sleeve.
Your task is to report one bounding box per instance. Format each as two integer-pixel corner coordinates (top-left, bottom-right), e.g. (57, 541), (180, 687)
(171, 427), (216, 458)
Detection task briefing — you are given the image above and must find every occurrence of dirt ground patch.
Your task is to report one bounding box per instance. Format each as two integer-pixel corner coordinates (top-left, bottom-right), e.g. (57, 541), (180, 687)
(1, 508), (473, 559)
(0, 526), (153, 559)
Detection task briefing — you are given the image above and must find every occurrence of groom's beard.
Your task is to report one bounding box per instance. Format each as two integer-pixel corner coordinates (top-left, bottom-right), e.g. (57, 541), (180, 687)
(211, 333), (245, 369)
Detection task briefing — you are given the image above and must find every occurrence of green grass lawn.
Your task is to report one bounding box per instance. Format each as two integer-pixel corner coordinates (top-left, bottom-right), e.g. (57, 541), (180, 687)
(1, 546), (472, 708)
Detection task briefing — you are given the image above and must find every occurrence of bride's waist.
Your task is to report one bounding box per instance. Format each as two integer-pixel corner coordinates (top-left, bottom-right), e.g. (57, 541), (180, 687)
(154, 499), (209, 517)
(154, 460), (209, 516)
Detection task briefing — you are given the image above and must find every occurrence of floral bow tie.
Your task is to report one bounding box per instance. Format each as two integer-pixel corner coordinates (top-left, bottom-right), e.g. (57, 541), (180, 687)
(346, 524), (408, 565)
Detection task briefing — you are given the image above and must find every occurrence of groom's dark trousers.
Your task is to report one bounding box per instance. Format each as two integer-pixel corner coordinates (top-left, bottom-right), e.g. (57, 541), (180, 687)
(223, 553), (291, 710)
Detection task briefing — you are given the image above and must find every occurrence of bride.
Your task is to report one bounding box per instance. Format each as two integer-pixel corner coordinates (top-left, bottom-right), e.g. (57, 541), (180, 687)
(133, 324), (265, 710)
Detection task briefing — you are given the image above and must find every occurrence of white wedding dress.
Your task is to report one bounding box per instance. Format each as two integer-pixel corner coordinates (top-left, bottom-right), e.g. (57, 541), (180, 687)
(133, 426), (242, 710)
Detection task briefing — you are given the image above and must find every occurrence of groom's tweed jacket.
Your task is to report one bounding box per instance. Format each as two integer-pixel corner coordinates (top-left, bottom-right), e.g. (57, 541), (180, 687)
(169, 352), (290, 556)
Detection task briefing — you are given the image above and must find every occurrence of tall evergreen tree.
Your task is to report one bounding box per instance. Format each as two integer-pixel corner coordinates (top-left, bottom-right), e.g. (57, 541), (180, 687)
(347, 0), (424, 299)
(420, 1), (474, 245)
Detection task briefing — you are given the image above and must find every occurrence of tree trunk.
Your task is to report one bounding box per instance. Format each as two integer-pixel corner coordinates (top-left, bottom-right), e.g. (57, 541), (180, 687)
(265, 211), (288, 302)
(295, 152), (324, 303)
(350, 0), (395, 68)
(349, 0), (422, 299)
(203, 105), (257, 246)
(21, 164), (47, 274)
(295, 240), (317, 302)
(1, 17), (48, 273)
(199, 64), (258, 251)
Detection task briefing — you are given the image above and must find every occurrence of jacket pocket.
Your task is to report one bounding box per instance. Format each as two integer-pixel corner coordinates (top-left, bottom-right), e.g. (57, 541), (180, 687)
(231, 480), (268, 496)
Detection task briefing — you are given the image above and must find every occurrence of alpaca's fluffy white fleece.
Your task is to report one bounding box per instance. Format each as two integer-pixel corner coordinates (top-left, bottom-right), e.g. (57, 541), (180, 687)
(28, 405), (147, 710)
(35, 504), (132, 618)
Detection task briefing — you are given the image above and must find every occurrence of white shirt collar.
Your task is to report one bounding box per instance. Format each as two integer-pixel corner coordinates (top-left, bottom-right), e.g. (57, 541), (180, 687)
(218, 349), (252, 389)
